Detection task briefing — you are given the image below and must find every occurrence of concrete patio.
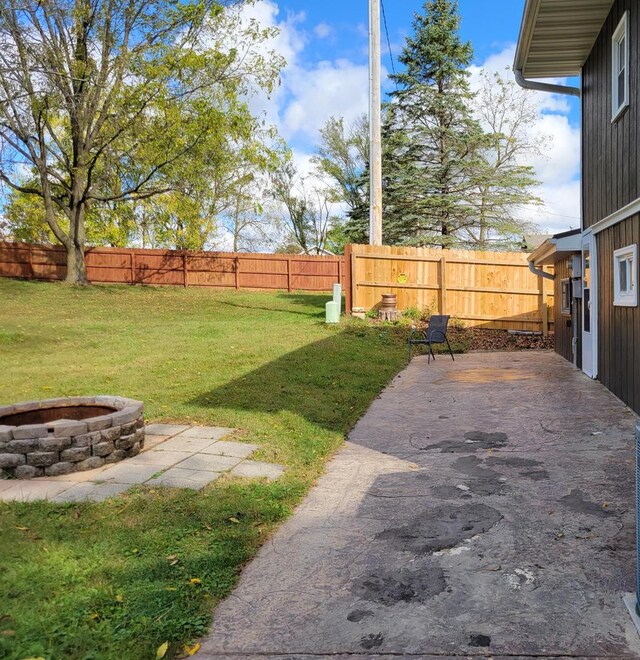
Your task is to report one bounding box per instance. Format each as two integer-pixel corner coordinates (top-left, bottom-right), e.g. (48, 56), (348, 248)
(199, 351), (640, 658)
(0, 424), (284, 502)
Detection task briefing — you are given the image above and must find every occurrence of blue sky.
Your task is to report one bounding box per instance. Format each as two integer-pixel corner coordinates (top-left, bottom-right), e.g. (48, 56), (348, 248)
(242, 0), (582, 235)
(280, 0), (525, 66)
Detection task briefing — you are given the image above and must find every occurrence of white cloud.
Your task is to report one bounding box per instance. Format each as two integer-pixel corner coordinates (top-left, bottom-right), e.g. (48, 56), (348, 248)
(232, 1), (373, 150)
(531, 181), (582, 234)
(314, 22), (333, 39)
(525, 113), (580, 184)
(282, 59), (371, 141)
(234, 0), (306, 67)
(289, 149), (316, 179)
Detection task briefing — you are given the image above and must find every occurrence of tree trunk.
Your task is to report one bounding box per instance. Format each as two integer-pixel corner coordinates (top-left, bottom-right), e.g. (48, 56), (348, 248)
(65, 240), (88, 285)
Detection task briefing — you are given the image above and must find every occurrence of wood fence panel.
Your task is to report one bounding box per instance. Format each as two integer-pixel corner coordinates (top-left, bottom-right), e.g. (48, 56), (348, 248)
(0, 242), (345, 294)
(349, 244), (555, 332)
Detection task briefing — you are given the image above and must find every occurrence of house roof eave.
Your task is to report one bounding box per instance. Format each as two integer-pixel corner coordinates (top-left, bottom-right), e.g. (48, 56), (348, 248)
(514, 0), (615, 79)
(530, 230), (582, 267)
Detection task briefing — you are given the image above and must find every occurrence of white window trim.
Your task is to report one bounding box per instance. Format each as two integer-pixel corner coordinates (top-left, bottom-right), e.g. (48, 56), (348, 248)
(613, 244), (638, 307)
(612, 11), (630, 122)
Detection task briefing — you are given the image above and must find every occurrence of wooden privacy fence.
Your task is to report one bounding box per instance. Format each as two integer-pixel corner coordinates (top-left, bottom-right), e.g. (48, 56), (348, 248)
(0, 241), (554, 332)
(345, 244), (554, 332)
(0, 242), (345, 292)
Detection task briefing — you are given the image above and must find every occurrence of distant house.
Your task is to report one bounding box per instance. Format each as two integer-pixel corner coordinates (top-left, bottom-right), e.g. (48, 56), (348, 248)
(516, 0), (640, 413)
(522, 233), (553, 252)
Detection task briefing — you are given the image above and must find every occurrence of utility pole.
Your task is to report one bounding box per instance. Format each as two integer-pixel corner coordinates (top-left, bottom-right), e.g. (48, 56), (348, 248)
(369, 0), (383, 246)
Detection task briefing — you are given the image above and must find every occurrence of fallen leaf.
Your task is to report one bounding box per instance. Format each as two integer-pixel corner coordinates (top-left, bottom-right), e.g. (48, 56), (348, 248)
(115, 594), (124, 603)
(165, 587), (177, 592)
(15, 526), (28, 531)
(203, 523), (212, 531)
(156, 641), (169, 659)
(182, 642), (201, 656)
(89, 612), (100, 621)
(1, 630), (15, 636)
(602, 502), (609, 508)
(188, 578), (201, 585)
(228, 517), (240, 524)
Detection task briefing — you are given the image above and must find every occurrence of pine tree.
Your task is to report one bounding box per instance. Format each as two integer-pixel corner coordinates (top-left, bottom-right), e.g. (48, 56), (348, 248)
(382, 0), (486, 247)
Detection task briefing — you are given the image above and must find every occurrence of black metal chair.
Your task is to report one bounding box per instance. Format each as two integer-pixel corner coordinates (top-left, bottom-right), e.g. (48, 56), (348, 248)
(408, 314), (455, 364)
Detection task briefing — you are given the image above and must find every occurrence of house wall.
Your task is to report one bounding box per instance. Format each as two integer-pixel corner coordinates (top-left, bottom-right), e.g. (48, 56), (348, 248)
(554, 257), (580, 365)
(596, 214), (640, 413)
(582, 0), (639, 229)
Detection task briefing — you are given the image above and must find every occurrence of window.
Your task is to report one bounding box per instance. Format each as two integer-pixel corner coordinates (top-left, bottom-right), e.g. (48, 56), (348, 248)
(612, 12), (630, 121)
(561, 279), (572, 315)
(614, 244), (638, 306)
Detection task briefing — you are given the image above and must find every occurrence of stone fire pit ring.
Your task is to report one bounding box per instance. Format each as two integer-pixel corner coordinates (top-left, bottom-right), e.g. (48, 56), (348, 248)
(0, 396), (144, 479)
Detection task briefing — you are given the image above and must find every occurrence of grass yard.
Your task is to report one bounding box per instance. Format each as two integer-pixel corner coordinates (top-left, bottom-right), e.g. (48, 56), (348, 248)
(0, 278), (409, 660)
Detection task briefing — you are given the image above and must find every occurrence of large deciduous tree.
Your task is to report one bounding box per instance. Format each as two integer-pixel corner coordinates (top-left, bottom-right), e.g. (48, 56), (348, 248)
(463, 70), (544, 250)
(312, 115), (368, 215)
(0, 0), (282, 283)
(270, 162), (341, 256)
(312, 115), (370, 246)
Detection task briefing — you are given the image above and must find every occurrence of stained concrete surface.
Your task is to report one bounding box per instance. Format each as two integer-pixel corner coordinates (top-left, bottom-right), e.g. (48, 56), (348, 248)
(199, 351), (640, 658)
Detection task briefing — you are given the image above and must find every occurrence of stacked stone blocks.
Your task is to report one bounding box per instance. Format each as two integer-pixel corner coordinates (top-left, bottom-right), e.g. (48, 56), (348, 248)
(0, 396), (144, 479)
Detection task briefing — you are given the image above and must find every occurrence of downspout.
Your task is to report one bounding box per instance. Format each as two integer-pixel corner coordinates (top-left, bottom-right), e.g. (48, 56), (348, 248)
(514, 69), (581, 98)
(528, 260), (554, 281)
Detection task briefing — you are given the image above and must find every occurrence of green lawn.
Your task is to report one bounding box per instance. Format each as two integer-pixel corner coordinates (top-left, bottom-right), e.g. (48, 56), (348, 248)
(0, 279), (408, 660)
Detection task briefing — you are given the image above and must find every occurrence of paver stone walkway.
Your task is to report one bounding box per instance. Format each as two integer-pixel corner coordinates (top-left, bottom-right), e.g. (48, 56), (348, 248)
(0, 425), (284, 502)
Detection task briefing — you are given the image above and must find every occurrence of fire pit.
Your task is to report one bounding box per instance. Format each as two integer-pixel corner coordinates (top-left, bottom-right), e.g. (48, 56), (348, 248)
(0, 396), (144, 479)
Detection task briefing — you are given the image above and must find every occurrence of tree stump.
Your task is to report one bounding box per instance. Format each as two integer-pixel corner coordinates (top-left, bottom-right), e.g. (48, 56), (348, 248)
(378, 309), (399, 321)
(378, 293), (398, 321)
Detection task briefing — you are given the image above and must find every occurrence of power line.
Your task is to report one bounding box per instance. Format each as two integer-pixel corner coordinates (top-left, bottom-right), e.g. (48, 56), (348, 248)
(536, 210), (582, 220)
(380, 0), (397, 84)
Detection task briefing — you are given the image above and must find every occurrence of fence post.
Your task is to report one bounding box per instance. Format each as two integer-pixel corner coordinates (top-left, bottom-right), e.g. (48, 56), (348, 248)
(28, 244), (34, 279)
(344, 245), (352, 313)
(286, 257), (292, 292)
(235, 256), (240, 289)
(350, 247), (357, 311)
(130, 252), (136, 285)
(541, 303), (549, 337)
(440, 255), (447, 315)
(183, 253), (188, 287)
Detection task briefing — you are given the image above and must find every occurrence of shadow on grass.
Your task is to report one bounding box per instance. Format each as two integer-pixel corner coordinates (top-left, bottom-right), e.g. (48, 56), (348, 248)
(275, 292), (343, 308)
(217, 293), (331, 319)
(189, 326), (407, 434)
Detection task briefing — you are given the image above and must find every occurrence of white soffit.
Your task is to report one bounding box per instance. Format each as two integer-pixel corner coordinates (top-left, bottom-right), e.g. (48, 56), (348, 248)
(515, 0), (615, 78)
